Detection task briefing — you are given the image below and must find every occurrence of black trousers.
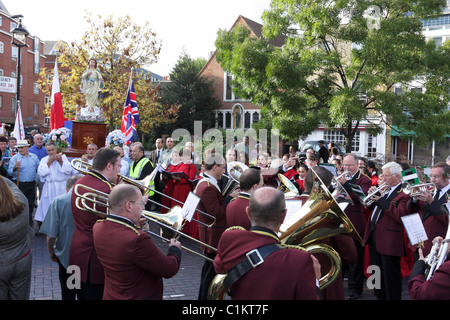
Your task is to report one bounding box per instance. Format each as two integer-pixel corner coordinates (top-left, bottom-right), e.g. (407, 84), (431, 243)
(347, 236), (365, 295)
(198, 252), (217, 300)
(368, 233), (402, 300)
(17, 181), (36, 225)
(57, 259), (86, 300)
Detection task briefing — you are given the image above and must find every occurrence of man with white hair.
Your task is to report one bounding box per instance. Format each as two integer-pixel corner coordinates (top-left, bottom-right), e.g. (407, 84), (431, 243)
(362, 161), (411, 300)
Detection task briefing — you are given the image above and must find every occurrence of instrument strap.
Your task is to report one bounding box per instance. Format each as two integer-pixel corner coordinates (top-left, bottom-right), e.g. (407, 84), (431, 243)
(223, 243), (284, 292)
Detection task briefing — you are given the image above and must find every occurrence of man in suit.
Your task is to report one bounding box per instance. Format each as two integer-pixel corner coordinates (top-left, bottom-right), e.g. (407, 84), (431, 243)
(93, 184), (181, 300)
(363, 161), (411, 300)
(226, 168), (263, 230)
(148, 138), (166, 211)
(70, 147), (121, 300)
(214, 187), (321, 300)
(407, 162), (449, 257)
(195, 154), (239, 300)
(338, 153), (372, 300)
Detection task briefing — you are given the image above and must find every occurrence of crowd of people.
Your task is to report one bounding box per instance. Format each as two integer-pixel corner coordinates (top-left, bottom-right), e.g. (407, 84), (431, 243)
(0, 132), (449, 301)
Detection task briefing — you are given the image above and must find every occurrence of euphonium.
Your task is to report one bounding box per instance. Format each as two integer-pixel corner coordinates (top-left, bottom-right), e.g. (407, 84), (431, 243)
(207, 169), (364, 300)
(222, 161), (248, 198)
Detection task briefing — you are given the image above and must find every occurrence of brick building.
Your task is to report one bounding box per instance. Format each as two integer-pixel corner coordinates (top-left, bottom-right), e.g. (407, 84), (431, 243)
(0, 4), (46, 135)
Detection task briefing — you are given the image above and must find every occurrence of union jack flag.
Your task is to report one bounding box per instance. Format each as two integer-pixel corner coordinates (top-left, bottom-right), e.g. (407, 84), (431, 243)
(121, 77), (139, 144)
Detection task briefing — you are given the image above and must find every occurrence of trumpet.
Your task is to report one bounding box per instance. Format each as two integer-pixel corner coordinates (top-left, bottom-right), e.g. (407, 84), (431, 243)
(361, 183), (389, 207)
(331, 170), (354, 205)
(74, 183), (217, 263)
(403, 182), (437, 198)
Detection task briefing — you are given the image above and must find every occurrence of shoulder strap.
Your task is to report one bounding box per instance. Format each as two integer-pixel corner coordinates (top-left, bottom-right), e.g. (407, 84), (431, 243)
(223, 243), (283, 292)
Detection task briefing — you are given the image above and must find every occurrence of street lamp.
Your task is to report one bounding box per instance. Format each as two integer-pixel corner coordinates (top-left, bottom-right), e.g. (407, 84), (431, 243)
(11, 15), (29, 115)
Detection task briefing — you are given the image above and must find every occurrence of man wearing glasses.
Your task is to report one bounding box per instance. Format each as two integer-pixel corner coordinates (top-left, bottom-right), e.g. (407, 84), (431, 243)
(363, 162), (411, 300)
(93, 184), (181, 300)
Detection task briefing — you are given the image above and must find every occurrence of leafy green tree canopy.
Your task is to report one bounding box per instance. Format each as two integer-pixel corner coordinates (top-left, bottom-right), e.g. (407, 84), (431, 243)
(215, 0), (450, 150)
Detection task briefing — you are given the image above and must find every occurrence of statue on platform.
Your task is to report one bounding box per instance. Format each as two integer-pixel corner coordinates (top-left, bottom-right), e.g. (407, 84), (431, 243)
(78, 59), (105, 122)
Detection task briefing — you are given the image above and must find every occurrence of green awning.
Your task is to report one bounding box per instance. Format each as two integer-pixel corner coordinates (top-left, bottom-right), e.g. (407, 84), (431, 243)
(390, 125), (415, 137)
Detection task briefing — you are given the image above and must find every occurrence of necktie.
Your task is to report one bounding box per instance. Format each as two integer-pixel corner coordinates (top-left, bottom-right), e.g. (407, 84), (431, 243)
(156, 150), (160, 161)
(434, 189), (441, 201)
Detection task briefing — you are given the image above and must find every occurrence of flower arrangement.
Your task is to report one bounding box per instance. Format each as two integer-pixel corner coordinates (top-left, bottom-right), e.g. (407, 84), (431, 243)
(106, 130), (127, 148)
(44, 127), (71, 153)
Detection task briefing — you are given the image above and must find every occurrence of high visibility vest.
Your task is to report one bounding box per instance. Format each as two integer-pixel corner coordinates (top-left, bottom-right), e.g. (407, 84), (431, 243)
(129, 157), (155, 196)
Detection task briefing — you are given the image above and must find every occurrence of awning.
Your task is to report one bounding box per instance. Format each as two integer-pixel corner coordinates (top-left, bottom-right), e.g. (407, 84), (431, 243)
(390, 125), (415, 137)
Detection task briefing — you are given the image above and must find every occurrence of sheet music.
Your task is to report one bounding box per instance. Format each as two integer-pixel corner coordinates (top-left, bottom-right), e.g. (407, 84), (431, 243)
(401, 213), (428, 246)
(181, 192), (200, 222)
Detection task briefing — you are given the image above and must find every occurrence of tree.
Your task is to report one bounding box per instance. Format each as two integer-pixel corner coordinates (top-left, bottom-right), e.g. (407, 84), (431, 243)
(160, 52), (221, 135)
(215, 0), (450, 152)
(38, 13), (178, 137)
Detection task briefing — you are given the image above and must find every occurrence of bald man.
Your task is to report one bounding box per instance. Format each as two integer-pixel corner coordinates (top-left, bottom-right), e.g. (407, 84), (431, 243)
(93, 184), (181, 300)
(214, 187), (320, 300)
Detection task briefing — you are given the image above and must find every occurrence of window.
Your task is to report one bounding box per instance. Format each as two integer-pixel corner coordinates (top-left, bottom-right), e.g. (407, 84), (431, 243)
(252, 112), (260, 124)
(224, 72), (242, 101)
(34, 37), (40, 74)
(324, 130), (360, 152)
(217, 111), (223, 128)
(34, 83), (39, 94)
(0, 41), (3, 54)
(244, 112), (251, 129)
(34, 103), (39, 115)
(11, 98), (16, 113)
(225, 112), (232, 129)
(367, 134), (377, 158)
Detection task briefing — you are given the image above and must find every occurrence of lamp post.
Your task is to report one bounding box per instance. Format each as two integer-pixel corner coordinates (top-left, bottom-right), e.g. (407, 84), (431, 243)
(11, 15), (29, 116)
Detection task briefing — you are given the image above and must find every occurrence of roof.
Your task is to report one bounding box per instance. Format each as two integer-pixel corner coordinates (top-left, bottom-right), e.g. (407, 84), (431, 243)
(198, 15), (285, 76)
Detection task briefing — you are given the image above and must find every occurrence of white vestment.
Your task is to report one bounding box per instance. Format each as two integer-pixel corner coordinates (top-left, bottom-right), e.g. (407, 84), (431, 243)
(34, 154), (73, 222)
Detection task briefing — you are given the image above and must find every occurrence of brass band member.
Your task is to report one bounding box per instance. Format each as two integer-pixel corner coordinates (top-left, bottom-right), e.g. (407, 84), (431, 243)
(70, 147), (121, 300)
(214, 187), (321, 300)
(93, 184), (181, 300)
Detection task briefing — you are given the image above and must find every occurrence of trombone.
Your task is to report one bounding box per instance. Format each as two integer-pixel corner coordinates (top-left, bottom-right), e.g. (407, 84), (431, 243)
(71, 158), (217, 228)
(73, 183), (216, 263)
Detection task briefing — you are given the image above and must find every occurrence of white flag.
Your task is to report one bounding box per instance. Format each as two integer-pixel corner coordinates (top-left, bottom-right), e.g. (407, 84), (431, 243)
(12, 101), (25, 140)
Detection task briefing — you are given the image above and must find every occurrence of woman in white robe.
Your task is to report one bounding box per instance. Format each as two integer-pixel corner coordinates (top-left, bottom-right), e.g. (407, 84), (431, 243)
(34, 143), (73, 223)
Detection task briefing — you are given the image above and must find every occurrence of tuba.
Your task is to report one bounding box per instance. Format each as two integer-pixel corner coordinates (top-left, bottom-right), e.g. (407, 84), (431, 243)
(222, 161), (248, 198)
(208, 169), (364, 300)
(277, 173), (300, 199)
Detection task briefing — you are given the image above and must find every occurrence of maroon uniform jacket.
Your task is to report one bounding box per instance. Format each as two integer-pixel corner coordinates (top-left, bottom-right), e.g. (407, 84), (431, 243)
(407, 189), (450, 256)
(363, 186), (411, 257)
(214, 227), (319, 300)
(226, 193), (251, 230)
(93, 215), (181, 300)
(70, 171), (113, 284)
(408, 259), (450, 300)
(195, 174), (226, 253)
(343, 171), (372, 236)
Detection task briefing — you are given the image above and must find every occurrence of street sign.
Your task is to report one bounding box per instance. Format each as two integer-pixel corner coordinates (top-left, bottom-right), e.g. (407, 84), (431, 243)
(0, 76), (17, 93)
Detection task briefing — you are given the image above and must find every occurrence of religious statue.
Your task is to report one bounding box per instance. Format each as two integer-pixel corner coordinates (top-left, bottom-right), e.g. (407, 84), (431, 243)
(77, 59), (105, 122)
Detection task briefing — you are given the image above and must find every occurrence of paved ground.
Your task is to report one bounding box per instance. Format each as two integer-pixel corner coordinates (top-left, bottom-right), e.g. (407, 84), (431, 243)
(29, 222), (411, 301)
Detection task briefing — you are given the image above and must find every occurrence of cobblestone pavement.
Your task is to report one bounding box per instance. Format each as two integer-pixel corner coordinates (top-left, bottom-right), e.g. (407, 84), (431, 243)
(29, 224), (411, 301)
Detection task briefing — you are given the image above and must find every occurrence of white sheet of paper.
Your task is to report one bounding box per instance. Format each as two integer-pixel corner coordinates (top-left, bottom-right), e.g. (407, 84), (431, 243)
(401, 213), (428, 246)
(181, 192), (200, 222)
(281, 200), (303, 230)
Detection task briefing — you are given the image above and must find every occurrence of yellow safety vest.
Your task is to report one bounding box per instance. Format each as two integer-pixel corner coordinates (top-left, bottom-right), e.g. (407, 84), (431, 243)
(129, 157), (155, 196)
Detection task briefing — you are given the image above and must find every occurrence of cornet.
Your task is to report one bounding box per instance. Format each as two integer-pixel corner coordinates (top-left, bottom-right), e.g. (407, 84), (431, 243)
(362, 183), (389, 207)
(331, 170), (354, 205)
(403, 182), (437, 198)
